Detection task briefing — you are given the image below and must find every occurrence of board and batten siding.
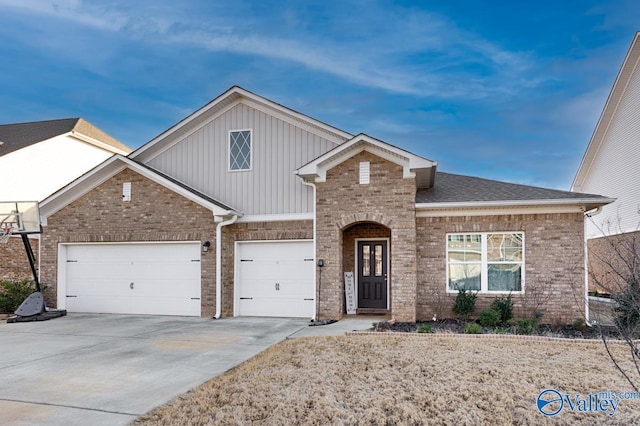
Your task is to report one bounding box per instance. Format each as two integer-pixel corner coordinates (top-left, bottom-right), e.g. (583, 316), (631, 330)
(581, 61), (640, 238)
(147, 103), (341, 215)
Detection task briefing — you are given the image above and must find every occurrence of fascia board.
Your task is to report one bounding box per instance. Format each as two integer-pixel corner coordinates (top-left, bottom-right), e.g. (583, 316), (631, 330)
(41, 155), (235, 221)
(572, 32), (640, 190)
(297, 135), (434, 181)
(131, 86), (352, 162)
(415, 197), (616, 211)
(68, 131), (131, 155)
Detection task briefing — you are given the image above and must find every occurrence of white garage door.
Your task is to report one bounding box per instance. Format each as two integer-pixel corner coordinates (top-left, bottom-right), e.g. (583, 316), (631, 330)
(236, 240), (314, 318)
(61, 242), (201, 316)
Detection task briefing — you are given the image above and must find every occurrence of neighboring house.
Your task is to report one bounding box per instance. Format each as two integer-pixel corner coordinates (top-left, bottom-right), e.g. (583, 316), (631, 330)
(572, 32), (640, 293)
(0, 118), (130, 281)
(39, 87), (611, 322)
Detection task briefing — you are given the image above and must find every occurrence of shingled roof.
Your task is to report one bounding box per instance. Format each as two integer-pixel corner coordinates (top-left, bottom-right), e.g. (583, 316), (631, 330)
(0, 118), (130, 157)
(416, 172), (612, 207)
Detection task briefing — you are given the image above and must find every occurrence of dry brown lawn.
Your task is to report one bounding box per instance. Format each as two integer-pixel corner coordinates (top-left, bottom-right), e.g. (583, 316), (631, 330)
(135, 335), (640, 425)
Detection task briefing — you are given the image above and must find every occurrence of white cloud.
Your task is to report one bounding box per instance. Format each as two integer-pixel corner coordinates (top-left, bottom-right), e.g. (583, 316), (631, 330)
(0, 0), (536, 99)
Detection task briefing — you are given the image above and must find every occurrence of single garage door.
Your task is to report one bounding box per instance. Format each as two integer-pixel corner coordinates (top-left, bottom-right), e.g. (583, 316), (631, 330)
(61, 242), (201, 316)
(236, 240), (314, 318)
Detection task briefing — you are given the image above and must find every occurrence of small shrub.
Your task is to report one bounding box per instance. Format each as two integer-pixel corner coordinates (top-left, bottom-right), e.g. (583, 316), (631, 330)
(417, 324), (435, 334)
(452, 288), (477, 319)
(490, 327), (510, 334)
(571, 318), (586, 332)
(479, 308), (501, 326)
(0, 279), (36, 313)
(490, 294), (514, 323)
(463, 323), (483, 334)
(515, 318), (539, 335)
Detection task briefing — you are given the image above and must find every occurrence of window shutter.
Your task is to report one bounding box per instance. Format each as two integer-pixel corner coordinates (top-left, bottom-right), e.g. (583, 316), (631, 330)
(359, 161), (370, 184)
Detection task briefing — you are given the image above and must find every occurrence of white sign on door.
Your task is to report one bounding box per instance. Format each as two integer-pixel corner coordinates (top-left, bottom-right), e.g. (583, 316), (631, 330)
(344, 271), (356, 315)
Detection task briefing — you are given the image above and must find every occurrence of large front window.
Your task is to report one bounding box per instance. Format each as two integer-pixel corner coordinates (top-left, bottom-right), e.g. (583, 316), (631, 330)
(447, 233), (523, 293)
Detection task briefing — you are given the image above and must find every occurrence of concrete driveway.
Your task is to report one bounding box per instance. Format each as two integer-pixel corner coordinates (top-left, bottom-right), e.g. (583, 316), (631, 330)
(0, 314), (307, 426)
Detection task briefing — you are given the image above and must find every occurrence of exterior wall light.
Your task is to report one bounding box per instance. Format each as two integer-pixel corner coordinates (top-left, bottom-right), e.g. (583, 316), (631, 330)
(202, 241), (211, 252)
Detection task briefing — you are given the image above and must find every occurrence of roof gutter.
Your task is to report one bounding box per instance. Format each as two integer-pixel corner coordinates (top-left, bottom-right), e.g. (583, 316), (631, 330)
(415, 198), (616, 210)
(214, 212), (239, 319)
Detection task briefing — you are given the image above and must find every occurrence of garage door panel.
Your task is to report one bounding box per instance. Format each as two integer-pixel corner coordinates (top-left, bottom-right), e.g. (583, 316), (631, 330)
(236, 241), (314, 318)
(66, 295), (200, 316)
(62, 242), (201, 316)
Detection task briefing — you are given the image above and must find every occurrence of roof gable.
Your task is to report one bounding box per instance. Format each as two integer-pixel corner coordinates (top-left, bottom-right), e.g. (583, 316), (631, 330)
(131, 86), (353, 163)
(296, 133), (437, 188)
(0, 118), (130, 157)
(573, 32), (640, 191)
(40, 155), (239, 223)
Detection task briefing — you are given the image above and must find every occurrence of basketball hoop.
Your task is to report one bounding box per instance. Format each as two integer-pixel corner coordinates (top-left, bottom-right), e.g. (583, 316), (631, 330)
(0, 224), (13, 244)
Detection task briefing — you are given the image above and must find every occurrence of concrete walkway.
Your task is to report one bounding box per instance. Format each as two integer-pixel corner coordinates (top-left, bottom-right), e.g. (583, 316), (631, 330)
(0, 314), (307, 426)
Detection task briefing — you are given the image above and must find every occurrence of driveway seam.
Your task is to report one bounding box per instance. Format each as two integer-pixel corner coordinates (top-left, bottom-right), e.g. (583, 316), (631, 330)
(0, 338), (115, 371)
(0, 397), (140, 417)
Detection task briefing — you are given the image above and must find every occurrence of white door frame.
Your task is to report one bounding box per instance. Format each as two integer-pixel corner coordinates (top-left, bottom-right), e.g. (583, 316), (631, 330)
(354, 238), (390, 310)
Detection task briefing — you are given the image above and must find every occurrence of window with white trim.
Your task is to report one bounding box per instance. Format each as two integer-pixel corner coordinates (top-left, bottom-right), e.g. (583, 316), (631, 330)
(446, 232), (524, 293)
(229, 130), (251, 171)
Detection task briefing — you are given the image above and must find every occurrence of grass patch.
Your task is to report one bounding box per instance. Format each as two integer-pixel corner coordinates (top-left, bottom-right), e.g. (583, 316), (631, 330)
(135, 336), (640, 425)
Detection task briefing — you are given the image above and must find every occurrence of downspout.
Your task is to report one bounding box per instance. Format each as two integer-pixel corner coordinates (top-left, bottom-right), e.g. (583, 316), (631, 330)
(299, 176), (317, 321)
(584, 206), (603, 326)
(215, 213), (238, 319)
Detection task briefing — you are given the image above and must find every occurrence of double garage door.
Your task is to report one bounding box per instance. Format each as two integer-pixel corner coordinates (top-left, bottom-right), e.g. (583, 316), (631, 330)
(60, 242), (201, 316)
(58, 240), (315, 318)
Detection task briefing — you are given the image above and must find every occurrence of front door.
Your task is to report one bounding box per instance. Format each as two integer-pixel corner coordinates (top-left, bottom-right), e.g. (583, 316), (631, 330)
(357, 240), (388, 309)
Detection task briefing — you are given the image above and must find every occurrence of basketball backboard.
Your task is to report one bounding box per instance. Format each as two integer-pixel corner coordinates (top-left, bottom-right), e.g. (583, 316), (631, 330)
(0, 201), (41, 234)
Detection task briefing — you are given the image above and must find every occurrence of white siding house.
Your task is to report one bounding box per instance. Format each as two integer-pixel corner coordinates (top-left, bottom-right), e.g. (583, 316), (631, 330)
(572, 32), (640, 238)
(0, 118), (131, 202)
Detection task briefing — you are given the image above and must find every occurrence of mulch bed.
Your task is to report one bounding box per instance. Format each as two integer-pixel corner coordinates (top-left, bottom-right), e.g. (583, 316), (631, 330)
(372, 318), (622, 339)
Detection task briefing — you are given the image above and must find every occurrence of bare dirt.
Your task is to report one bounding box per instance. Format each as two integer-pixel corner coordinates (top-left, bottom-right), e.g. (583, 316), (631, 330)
(135, 335), (640, 425)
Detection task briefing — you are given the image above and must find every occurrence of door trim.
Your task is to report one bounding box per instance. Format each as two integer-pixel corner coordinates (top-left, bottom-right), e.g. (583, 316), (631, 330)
(354, 238), (390, 310)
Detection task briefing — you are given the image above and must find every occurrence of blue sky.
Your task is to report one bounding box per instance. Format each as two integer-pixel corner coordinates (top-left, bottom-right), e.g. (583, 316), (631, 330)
(1, 1), (638, 190)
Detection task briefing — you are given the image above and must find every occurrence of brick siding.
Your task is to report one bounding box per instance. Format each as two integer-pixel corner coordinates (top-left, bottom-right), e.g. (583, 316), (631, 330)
(0, 236), (39, 282)
(40, 168), (218, 316)
(416, 213), (586, 323)
(315, 151), (418, 321)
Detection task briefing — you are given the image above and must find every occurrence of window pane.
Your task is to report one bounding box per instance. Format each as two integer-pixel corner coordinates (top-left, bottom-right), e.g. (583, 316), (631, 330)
(374, 244), (383, 276)
(488, 264), (522, 291)
(448, 264), (481, 291)
(487, 233), (522, 261)
(448, 234), (481, 261)
(230, 131), (251, 170)
(362, 245), (370, 277)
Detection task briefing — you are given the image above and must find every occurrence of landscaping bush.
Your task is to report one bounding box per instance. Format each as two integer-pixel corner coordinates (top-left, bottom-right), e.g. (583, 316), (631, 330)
(452, 288), (477, 319)
(417, 324), (435, 334)
(479, 308), (500, 327)
(0, 279), (35, 313)
(515, 318), (539, 335)
(490, 294), (513, 323)
(463, 323), (483, 334)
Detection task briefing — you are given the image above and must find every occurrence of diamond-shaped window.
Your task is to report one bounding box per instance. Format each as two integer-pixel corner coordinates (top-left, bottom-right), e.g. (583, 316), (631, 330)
(230, 130), (251, 170)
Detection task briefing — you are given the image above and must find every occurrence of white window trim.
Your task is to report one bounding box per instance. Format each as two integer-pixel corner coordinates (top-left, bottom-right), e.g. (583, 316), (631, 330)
(228, 129), (253, 172)
(445, 232), (525, 294)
